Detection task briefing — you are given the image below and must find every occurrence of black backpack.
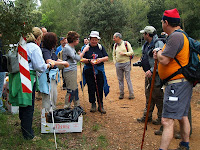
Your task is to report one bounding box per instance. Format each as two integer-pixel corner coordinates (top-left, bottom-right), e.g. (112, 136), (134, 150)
(162, 30), (200, 86)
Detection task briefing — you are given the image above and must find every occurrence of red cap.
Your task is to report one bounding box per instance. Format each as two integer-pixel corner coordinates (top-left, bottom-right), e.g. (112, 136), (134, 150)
(162, 8), (180, 23)
(163, 8), (180, 18)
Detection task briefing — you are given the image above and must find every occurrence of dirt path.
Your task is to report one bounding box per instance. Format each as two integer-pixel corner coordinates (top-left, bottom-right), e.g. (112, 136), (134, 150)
(37, 57), (200, 150)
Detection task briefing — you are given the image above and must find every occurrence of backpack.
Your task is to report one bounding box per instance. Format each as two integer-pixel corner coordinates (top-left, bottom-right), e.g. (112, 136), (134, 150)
(162, 30), (200, 86)
(114, 41), (134, 60)
(2, 45), (19, 73)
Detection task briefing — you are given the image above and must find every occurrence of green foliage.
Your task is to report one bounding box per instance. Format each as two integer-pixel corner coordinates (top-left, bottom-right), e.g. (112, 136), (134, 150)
(79, 0), (127, 52)
(0, 0), (40, 53)
(92, 123), (100, 132)
(147, 0), (166, 35)
(164, 0), (200, 39)
(97, 135), (108, 149)
(121, 0), (149, 47)
(40, 0), (81, 36)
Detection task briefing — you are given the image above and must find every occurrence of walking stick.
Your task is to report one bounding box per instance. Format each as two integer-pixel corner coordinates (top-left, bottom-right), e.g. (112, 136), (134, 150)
(141, 59), (158, 150)
(80, 62), (84, 101)
(91, 60), (102, 114)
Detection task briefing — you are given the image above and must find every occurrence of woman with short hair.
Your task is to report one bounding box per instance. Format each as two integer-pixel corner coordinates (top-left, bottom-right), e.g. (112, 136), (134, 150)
(62, 31), (88, 112)
(39, 32), (69, 112)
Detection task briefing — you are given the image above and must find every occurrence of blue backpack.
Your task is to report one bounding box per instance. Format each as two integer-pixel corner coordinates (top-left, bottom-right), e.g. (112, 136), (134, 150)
(163, 30), (200, 86)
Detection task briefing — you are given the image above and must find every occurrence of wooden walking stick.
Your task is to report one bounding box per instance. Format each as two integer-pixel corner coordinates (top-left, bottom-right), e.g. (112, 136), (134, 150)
(80, 62), (85, 101)
(141, 59), (158, 150)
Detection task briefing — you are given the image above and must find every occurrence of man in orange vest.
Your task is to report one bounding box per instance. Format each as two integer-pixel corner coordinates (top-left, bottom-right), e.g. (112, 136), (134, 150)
(153, 8), (192, 150)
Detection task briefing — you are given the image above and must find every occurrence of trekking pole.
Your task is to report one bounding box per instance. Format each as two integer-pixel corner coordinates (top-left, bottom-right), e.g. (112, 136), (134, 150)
(141, 59), (158, 150)
(91, 62), (102, 114)
(47, 74), (58, 149)
(80, 62), (84, 101)
(60, 70), (62, 90)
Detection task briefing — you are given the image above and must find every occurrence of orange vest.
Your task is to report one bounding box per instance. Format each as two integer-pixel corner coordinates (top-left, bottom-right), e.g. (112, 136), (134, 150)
(158, 33), (189, 81)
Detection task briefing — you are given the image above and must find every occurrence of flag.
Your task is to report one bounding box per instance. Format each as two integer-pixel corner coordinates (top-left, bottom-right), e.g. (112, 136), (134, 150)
(18, 37), (32, 93)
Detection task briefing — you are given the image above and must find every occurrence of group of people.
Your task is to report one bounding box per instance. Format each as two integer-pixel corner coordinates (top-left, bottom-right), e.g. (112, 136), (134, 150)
(0, 7), (193, 150)
(113, 8), (192, 150)
(137, 8), (192, 150)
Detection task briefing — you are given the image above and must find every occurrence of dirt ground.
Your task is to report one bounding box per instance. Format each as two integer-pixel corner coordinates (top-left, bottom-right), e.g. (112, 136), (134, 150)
(36, 57), (200, 150)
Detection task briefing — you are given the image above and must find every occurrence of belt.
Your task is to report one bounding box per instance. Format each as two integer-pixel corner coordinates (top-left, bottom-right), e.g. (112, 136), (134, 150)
(166, 78), (187, 85)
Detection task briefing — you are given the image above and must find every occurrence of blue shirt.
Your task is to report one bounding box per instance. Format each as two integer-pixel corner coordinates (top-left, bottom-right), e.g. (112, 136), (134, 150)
(81, 44), (86, 52)
(55, 45), (63, 55)
(42, 48), (58, 69)
(27, 43), (47, 73)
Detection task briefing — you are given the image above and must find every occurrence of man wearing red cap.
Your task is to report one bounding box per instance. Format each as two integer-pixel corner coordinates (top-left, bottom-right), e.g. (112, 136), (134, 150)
(153, 8), (192, 150)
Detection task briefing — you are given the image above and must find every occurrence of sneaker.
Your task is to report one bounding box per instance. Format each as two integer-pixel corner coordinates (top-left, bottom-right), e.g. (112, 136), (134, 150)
(137, 117), (152, 123)
(32, 136), (41, 142)
(154, 129), (163, 135)
(152, 118), (161, 125)
(90, 103), (96, 112)
(119, 94), (124, 99)
(129, 95), (135, 100)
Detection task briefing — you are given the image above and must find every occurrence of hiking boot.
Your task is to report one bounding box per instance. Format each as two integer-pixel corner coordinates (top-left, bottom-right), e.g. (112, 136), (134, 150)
(98, 103), (106, 114)
(137, 117), (152, 123)
(129, 94), (135, 100)
(174, 133), (181, 139)
(90, 103), (96, 113)
(98, 107), (106, 114)
(154, 129), (163, 135)
(152, 118), (161, 125)
(119, 94), (124, 99)
(175, 143), (189, 150)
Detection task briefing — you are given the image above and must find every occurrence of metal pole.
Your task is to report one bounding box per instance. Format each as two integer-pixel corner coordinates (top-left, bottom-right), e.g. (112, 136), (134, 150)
(47, 75), (58, 149)
(141, 59), (158, 150)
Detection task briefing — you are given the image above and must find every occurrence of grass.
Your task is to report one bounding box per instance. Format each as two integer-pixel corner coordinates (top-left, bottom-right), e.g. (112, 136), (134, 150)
(0, 107), (109, 150)
(92, 123), (100, 132)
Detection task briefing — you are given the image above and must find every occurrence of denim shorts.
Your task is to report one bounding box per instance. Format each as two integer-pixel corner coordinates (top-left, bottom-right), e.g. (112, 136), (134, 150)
(162, 81), (193, 120)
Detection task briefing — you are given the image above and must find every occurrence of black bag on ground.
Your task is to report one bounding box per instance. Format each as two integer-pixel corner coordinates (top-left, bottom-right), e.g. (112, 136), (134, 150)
(47, 106), (83, 123)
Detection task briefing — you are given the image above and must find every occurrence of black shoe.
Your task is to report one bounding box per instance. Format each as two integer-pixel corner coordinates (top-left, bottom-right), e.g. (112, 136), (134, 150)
(152, 118), (161, 125)
(119, 94), (124, 99)
(174, 133), (181, 139)
(137, 117), (152, 123)
(175, 143), (190, 150)
(133, 61), (142, 67)
(154, 130), (163, 135)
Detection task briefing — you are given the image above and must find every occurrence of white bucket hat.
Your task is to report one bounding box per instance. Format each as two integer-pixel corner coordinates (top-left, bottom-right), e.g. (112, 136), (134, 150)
(89, 31), (101, 39)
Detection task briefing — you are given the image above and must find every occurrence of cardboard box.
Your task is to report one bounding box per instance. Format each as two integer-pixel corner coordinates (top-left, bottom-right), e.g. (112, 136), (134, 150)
(41, 108), (83, 133)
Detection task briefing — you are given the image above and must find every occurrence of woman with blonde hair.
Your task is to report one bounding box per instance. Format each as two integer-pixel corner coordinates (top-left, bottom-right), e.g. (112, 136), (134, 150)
(9, 27), (53, 140)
